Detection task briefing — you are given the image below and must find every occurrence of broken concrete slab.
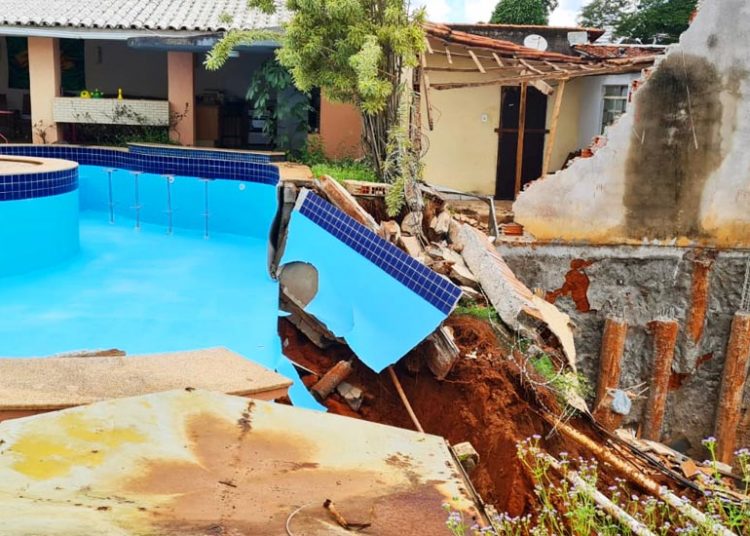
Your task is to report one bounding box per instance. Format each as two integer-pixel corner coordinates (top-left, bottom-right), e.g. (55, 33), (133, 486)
(0, 348), (292, 421)
(0, 389), (483, 535)
(459, 224), (577, 370)
(429, 210), (452, 239)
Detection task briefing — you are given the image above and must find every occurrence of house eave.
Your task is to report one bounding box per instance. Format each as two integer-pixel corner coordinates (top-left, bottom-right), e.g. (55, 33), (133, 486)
(0, 25), (218, 41)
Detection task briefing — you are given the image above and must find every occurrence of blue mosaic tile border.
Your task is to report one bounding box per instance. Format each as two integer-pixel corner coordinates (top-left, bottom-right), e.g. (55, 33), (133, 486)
(128, 144), (283, 164)
(0, 145), (280, 185)
(297, 191), (462, 315)
(0, 168), (78, 201)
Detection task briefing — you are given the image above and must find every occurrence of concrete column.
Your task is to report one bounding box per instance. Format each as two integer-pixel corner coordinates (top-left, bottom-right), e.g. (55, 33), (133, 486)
(642, 319), (679, 441)
(167, 52), (195, 146)
(715, 312), (750, 463)
(28, 37), (63, 144)
(595, 317), (628, 406)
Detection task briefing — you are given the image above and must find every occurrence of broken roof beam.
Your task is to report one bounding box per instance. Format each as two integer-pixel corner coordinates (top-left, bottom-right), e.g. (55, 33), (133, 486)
(467, 49), (486, 73)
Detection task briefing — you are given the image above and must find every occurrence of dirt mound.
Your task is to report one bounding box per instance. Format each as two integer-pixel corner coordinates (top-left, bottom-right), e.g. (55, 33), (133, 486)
(279, 316), (594, 515)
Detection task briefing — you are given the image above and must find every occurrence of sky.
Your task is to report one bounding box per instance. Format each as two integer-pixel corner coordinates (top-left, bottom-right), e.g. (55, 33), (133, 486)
(416, 0), (586, 26)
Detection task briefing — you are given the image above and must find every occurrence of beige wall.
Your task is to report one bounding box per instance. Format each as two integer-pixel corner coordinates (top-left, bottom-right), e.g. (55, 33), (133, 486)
(421, 51), (501, 196)
(543, 78), (584, 173)
(167, 51), (195, 146)
(319, 97), (363, 160)
(28, 37), (62, 144)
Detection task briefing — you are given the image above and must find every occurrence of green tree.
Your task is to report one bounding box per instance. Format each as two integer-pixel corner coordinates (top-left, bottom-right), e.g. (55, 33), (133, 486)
(490, 0), (557, 25)
(616, 0), (697, 43)
(578, 0), (634, 29)
(205, 0), (426, 185)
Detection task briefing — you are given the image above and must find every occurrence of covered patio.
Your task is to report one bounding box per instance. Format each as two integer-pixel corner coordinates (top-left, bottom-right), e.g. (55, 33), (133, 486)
(0, 1), (312, 150)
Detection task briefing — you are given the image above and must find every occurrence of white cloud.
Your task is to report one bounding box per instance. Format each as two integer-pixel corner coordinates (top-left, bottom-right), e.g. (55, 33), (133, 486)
(550, 0), (585, 26)
(463, 0), (496, 23)
(415, 0), (453, 21)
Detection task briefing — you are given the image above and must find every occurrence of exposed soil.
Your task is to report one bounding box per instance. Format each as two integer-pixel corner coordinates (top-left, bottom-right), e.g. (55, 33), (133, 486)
(279, 316), (600, 516)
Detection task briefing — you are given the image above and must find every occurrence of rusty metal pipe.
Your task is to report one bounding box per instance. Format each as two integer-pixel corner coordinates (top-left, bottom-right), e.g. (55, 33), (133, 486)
(715, 312), (750, 464)
(643, 319), (679, 441)
(595, 317), (628, 406)
(310, 360), (353, 401)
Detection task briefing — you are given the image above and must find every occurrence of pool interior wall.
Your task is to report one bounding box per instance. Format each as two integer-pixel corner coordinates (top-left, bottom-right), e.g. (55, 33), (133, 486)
(0, 164), (282, 370)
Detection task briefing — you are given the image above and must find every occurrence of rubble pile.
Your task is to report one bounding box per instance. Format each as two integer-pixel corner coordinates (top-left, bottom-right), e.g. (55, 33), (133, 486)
(278, 174), (750, 534)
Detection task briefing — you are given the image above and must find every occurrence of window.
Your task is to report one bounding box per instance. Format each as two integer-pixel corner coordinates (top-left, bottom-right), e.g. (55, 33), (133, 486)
(601, 85), (629, 134)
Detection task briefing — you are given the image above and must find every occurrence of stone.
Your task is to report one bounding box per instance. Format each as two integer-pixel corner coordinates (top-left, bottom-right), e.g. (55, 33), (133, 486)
(430, 210), (452, 238)
(336, 381), (364, 411)
(399, 236), (426, 263)
(460, 286), (483, 302)
(381, 220), (401, 244)
(450, 262), (478, 288)
(452, 441), (480, 474)
(401, 212), (423, 236)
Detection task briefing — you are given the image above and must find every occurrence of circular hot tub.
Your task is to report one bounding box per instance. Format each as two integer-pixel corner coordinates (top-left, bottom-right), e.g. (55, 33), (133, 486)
(0, 155), (79, 276)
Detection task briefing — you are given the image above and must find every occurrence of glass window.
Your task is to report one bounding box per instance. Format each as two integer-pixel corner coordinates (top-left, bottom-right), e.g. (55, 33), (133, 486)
(601, 85), (629, 134)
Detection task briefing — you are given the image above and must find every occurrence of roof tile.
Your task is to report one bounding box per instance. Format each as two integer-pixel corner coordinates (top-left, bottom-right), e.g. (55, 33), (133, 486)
(0, 0), (291, 32)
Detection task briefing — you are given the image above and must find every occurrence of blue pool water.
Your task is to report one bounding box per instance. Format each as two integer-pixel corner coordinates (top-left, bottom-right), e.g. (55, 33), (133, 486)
(0, 163), (281, 367)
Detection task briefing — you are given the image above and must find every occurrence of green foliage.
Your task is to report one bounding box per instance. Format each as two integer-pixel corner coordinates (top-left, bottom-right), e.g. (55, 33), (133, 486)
(529, 352), (592, 400)
(276, 0), (425, 114)
(578, 0), (634, 28)
(207, 0), (427, 183)
(491, 0), (551, 25)
(615, 0), (697, 44)
(246, 59), (311, 151)
(454, 303), (501, 324)
(311, 161), (378, 183)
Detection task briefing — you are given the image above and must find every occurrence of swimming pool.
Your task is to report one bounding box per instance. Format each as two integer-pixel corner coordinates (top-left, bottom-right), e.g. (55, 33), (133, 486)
(0, 145), (282, 369)
(0, 144), (462, 409)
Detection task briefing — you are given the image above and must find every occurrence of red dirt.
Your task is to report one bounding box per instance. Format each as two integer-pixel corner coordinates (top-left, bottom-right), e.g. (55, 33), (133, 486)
(279, 317), (596, 516)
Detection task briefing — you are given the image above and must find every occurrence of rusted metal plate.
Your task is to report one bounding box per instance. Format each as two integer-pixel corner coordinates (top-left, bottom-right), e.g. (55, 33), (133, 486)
(0, 390), (479, 535)
(0, 348), (292, 419)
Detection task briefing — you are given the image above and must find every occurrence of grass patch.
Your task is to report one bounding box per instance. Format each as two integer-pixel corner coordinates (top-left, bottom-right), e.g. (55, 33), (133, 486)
(454, 304), (500, 324)
(529, 351), (592, 401)
(311, 161), (378, 183)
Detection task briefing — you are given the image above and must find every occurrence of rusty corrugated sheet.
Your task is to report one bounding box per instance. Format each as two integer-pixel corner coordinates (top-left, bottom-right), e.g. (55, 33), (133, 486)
(0, 389), (480, 535)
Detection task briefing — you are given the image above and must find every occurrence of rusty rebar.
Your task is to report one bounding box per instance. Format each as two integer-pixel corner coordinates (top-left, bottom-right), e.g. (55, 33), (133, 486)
(642, 319), (679, 441)
(595, 317), (628, 406)
(715, 312), (750, 463)
(387, 366), (425, 433)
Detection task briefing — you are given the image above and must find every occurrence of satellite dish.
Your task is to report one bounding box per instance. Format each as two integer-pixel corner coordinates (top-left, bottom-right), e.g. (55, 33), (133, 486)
(524, 34), (548, 51)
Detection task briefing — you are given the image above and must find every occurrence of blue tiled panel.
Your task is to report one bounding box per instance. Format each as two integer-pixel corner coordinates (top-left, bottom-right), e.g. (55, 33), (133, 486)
(298, 192), (462, 315)
(128, 144), (280, 164)
(0, 145), (280, 185)
(0, 168), (78, 201)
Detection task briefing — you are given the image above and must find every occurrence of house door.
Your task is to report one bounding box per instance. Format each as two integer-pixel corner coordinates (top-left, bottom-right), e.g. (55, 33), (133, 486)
(495, 86), (548, 200)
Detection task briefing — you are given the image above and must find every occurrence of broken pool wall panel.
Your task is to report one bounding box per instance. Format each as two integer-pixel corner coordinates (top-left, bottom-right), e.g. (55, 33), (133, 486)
(513, 0), (750, 247)
(280, 189), (462, 372)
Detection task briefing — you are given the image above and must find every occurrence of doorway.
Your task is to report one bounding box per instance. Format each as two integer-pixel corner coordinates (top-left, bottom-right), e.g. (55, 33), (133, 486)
(495, 85), (548, 200)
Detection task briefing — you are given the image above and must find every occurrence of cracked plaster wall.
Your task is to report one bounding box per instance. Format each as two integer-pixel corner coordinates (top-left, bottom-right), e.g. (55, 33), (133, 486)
(513, 0), (750, 247)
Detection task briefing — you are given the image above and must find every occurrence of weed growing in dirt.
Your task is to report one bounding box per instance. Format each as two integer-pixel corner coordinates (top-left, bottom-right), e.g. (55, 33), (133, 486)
(445, 436), (750, 535)
(528, 352), (593, 401)
(454, 303), (501, 324)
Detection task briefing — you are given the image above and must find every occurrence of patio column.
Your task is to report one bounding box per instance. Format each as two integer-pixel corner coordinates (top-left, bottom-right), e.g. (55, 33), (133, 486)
(167, 51), (196, 146)
(28, 37), (63, 144)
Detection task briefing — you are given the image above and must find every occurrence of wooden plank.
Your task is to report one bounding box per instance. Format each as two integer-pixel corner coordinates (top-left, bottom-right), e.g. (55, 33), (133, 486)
(514, 82), (528, 199)
(541, 79), (566, 177)
(420, 52), (427, 69)
(519, 58), (544, 75)
(492, 52), (504, 67)
(424, 37), (434, 54)
(423, 72), (434, 131)
(317, 176), (380, 232)
(467, 49), (486, 73)
(445, 46), (452, 64)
